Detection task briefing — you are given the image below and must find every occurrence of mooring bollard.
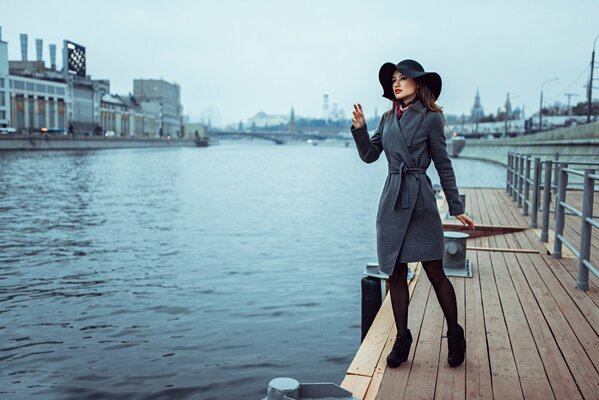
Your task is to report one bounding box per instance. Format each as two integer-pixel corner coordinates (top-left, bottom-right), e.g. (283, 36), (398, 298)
(442, 231), (472, 278)
(263, 377), (357, 399)
(361, 263), (389, 342)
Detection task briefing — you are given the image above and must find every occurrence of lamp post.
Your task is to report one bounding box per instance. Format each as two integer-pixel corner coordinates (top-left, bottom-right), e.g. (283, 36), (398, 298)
(539, 78), (558, 132)
(587, 34), (599, 123)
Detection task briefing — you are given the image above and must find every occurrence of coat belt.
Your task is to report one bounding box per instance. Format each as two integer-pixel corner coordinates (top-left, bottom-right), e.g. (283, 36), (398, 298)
(388, 162), (427, 209)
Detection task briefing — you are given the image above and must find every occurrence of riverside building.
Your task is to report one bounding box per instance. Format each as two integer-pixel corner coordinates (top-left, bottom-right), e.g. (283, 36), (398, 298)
(0, 28), (10, 129)
(133, 79), (183, 137)
(1, 26), (183, 137)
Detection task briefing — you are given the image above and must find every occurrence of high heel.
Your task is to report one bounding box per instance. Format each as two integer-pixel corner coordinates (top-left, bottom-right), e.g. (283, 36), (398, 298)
(386, 329), (412, 368)
(447, 324), (466, 367)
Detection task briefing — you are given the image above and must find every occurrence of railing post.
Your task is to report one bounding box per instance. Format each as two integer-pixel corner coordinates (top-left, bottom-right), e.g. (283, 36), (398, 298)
(512, 153), (519, 202)
(517, 154), (525, 208)
(506, 152), (512, 195)
(552, 153), (560, 194)
(531, 157), (541, 228)
(541, 160), (552, 241)
(553, 163), (568, 258)
(523, 155), (531, 216)
(576, 169), (595, 290)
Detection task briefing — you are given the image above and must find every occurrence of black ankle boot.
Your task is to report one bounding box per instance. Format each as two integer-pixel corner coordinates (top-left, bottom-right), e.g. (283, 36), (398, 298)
(386, 329), (412, 368)
(447, 324), (466, 367)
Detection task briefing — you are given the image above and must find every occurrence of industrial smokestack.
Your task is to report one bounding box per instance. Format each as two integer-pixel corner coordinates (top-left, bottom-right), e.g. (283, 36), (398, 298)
(49, 44), (56, 70)
(36, 38), (43, 62)
(20, 33), (28, 61)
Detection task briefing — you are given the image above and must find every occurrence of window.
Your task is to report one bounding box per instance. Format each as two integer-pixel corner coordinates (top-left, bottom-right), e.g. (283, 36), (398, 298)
(0, 110), (5, 119)
(56, 87), (65, 95)
(36, 84), (46, 93)
(47, 85), (55, 94)
(0, 91), (4, 107)
(26, 82), (35, 91)
(13, 80), (25, 90)
(0, 78), (4, 87)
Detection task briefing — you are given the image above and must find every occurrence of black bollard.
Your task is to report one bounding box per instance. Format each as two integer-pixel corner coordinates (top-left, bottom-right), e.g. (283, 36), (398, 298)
(361, 276), (383, 342)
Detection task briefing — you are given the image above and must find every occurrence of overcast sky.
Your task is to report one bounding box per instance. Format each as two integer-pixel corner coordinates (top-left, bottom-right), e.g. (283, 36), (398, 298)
(1, 0), (598, 126)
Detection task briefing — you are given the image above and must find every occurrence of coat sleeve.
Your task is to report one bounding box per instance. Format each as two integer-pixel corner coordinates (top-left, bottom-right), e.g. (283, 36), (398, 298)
(350, 117), (384, 164)
(428, 112), (465, 216)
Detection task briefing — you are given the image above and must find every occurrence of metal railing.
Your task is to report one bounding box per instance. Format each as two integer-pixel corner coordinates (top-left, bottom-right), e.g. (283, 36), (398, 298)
(506, 151), (599, 290)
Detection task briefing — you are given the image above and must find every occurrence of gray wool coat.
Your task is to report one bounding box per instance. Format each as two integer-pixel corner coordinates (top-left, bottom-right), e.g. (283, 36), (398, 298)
(351, 100), (464, 276)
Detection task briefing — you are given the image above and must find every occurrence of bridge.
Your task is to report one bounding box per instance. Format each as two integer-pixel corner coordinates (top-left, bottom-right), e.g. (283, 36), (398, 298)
(208, 130), (330, 145)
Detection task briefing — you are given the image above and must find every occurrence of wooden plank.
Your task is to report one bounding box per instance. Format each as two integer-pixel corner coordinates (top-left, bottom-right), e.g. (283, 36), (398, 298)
(374, 270), (432, 400)
(434, 276), (466, 400)
(516, 253), (599, 399)
(502, 251), (583, 400)
(489, 250), (554, 399)
(539, 255), (599, 336)
(525, 253), (599, 373)
(345, 291), (395, 377)
(401, 276), (445, 400)
(340, 375), (371, 400)
(478, 250), (524, 399)
(555, 256), (599, 309)
(466, 246), (539, 254)
(532, 228), (577, 259)
(465, 251), (493, 400)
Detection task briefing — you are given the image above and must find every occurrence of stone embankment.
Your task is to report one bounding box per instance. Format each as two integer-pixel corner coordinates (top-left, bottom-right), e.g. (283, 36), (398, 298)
(456, 121), (599, 165)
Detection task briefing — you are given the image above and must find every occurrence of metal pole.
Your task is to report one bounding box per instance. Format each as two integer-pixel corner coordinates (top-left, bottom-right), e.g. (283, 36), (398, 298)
(540, 78), (559, 132)
(512, 154), (519, 202)
(539, 90), (543, 132)
(552, 153), (560, 195)
(576, 169), (595, 290)
(541, 160), (553, 241)
(531, 157), (541, 228)
(523, 156), (531, 216)
(588, 35), (598, 123)
(553, 163), (568, 258)
(507, 152), (512, 194)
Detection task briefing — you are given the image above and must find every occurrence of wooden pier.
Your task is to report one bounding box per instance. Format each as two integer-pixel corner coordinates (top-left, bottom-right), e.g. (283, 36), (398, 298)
(341, 188), (599, 400)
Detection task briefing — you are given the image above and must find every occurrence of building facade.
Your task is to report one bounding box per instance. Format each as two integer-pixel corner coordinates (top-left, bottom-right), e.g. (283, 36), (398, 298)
(8, 73), (68, 133)
(133, 79), (182, 137)
(0, 28), (10, 128)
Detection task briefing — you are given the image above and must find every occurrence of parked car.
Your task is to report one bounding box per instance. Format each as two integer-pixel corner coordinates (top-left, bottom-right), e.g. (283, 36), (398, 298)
(0, 127), (17, 134)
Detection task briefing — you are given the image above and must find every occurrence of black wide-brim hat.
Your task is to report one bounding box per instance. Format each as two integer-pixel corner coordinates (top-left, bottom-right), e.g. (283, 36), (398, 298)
(379, 59), (442, 101)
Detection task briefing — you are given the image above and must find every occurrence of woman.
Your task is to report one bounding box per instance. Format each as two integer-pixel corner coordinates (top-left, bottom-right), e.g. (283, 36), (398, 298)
(351, 59), (475, 368)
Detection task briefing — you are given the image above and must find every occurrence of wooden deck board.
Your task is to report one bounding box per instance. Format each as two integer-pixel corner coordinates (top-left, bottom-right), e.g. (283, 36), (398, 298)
(344, 188), (599, 400)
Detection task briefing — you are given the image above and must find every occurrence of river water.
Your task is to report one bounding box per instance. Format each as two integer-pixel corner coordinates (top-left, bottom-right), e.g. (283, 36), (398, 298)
(0, 142), (505, 400)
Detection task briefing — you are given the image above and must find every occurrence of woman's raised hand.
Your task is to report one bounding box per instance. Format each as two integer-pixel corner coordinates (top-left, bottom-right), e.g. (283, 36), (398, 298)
(352, 103), (366, 129)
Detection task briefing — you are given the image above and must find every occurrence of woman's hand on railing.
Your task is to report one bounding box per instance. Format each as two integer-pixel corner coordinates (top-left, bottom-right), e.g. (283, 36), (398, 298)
(352, 103), (366, 129)
(456, 214), (475, 230)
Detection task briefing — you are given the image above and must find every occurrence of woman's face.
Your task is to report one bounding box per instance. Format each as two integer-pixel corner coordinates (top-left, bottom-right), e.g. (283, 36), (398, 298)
(392, 70), (418, 104)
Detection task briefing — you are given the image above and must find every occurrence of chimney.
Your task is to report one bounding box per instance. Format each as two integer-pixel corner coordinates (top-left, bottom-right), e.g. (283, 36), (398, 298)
(36, 38), (43, 62)
(20, 33), (28, 61)
(49, 44), (56, 70)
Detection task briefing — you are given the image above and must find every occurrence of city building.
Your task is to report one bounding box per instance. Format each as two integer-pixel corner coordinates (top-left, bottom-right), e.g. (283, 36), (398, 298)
(245, 111), (289, 130)
(133, 79), (182, 137)
(0, 27), (10, 129)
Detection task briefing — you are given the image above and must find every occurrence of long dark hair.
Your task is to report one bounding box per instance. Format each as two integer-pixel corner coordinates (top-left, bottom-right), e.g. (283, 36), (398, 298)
(382, 77), (442, 119)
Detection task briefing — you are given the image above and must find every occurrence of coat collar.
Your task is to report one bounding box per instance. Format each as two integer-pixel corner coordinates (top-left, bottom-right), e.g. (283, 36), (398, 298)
(398, 100), (427, 150)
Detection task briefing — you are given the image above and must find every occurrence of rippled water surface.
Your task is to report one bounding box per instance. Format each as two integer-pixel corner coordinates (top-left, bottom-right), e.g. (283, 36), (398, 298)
(0, 143), (504, 399)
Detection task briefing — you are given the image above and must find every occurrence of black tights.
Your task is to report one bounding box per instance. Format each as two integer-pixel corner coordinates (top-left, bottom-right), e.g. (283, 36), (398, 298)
(389, 258), (459, 336)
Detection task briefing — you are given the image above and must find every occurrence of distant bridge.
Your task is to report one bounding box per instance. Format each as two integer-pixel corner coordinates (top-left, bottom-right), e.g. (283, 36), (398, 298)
(208, 130), (330, 144)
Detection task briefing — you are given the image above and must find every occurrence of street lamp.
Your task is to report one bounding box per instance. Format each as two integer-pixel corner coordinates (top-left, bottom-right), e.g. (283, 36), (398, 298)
(539, 77), (558, 132)
(587, 34), (599, 123)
